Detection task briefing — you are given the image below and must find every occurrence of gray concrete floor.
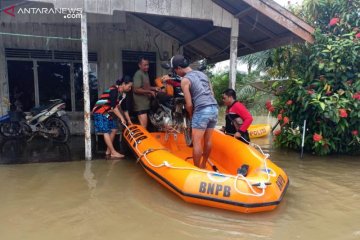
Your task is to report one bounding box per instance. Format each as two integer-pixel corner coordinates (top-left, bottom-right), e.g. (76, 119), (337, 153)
(0, 135), (125, 164)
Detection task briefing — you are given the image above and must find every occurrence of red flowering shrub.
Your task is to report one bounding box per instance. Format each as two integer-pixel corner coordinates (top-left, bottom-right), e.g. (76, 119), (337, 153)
(339, 109), (348, 118)
(267, 0), (360, 155)
(274, 130), (282, 136)
(283, 117), (289, 124)
(265, 100), (272, 107)
(353, 92), (360, 100)
(313, 133), (323, 142)
(329, 17), (340, 26)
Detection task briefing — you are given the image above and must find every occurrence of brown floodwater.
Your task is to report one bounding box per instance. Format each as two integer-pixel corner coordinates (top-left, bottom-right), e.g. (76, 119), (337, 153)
(0, 124), (360, 239)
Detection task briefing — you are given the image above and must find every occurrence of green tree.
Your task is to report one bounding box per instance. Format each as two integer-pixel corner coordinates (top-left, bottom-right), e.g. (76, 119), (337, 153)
(210, 70), (270, 115)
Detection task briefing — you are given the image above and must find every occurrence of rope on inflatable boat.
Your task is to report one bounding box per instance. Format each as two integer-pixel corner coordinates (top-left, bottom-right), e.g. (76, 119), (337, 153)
(121, 123), (273, 197)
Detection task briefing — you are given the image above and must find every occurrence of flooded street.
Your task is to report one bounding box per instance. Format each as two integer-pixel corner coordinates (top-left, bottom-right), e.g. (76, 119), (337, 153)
(0, 133), (359, 240)
(1, 0), (357, 238)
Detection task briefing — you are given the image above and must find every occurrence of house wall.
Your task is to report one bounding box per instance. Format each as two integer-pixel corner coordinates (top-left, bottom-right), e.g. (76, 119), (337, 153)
(0, 39), (9, 115)
(0, 12), (179, 133)
(28, 0), (233, 28)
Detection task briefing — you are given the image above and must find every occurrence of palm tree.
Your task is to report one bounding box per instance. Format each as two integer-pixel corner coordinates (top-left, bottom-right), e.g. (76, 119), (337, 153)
(237, 50), (271, 74)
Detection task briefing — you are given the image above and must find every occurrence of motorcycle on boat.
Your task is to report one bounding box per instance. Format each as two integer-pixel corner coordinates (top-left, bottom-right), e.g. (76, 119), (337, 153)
(149, 63), (193, 146)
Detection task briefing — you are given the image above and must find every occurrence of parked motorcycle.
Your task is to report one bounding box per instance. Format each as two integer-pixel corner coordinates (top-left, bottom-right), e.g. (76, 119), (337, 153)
(0, 112), (22, 138)
(0, 99), (70, 143)
(149, 65), (192, 146)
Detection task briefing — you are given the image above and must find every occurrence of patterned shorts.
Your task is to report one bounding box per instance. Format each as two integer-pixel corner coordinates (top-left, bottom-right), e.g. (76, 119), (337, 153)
(93, 113), (118, 134)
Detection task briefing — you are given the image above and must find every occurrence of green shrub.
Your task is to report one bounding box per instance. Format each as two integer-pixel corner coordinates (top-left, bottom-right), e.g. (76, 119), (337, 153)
(267, 0), (360, 155)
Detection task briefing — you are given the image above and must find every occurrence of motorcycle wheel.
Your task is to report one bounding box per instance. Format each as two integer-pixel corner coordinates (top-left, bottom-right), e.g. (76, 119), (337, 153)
(0, 122), (22, 138)
(44, 117), (70, 143)
(20, 122), (33, 141)
(183, 116), (192, 147)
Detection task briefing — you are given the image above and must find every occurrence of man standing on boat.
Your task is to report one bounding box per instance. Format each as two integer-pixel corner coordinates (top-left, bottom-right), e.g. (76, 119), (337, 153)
(169, 54), (218, 169)
(222, 88), (253, 144)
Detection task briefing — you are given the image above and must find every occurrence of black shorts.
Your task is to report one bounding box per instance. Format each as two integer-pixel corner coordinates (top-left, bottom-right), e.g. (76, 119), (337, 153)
(134, 109), (149, 116)
(236, 130), (250, 144)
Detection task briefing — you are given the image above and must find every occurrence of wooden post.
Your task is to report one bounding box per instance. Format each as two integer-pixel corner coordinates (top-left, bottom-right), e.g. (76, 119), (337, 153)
(229, 17), (239, 89)
(81, 11), (92, 160)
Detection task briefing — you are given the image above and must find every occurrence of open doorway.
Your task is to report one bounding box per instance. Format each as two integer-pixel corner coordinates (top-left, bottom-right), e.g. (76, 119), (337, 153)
(7, 60), (35, 111)
(122, 50), (157, 85)
(122, 50), (156, 119)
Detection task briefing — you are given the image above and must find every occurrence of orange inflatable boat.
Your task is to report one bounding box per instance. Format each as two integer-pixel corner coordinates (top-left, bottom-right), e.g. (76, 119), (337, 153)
(123, 125), (289, 213)
(248, 124), (271, 139)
